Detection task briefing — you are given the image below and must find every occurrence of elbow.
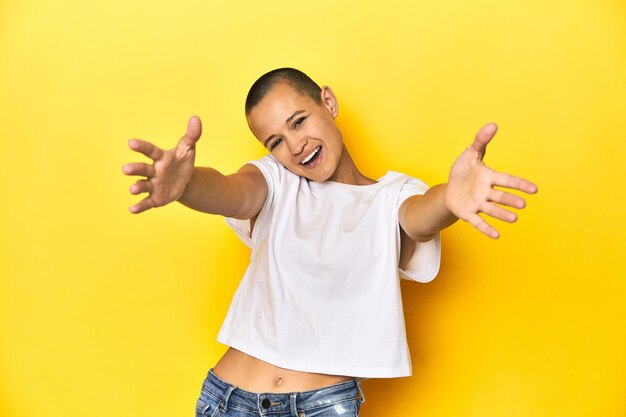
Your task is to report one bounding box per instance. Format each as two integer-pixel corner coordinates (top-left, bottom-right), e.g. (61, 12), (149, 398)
(414, 232), (437, 242)
(405, 229), (437, 243)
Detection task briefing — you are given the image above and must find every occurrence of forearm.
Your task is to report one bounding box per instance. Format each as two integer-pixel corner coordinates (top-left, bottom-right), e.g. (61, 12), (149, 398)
(399, 183), (458, 242)
(176, 167), (245, 217)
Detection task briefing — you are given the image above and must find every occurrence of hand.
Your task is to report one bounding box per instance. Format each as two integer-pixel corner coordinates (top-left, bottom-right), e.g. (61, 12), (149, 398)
(445, 123), (538, 239)
(122, 115), (202, 214)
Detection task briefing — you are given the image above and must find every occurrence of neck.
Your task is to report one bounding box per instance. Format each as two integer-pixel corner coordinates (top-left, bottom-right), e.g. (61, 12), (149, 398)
(327, 145), (377, 185)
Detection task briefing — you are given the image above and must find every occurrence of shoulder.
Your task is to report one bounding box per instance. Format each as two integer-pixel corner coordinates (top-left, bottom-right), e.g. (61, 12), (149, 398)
(243, 154), (293, 187)
(383, 171), (431, 201)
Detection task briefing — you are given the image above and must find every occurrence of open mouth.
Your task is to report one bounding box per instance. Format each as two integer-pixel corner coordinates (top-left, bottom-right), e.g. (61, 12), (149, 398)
(300, 146), (322, 165)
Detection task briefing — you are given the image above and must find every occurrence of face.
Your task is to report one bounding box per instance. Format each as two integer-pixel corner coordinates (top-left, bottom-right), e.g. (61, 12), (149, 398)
(246, 82), (346, 182)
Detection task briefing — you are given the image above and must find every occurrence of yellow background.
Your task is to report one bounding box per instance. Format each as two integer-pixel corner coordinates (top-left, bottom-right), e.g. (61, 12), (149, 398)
(1, 0), (624, 416)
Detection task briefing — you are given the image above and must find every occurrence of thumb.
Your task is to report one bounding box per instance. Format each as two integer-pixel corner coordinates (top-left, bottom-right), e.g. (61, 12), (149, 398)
(180, 115), (202, 147)
(470, 122), (498, 158)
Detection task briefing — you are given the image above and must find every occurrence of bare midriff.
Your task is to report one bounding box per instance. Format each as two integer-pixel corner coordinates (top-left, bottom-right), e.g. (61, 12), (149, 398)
(211, 347), (355, 393)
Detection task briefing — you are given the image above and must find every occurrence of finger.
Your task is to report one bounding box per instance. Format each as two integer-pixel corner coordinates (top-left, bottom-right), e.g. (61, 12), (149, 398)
(492, 171), (538, 194)
(470, 122), (498, 156)
(122, 162), (156, 178)
(481, 202), (517, 223)
(129, 195), (156, 214)
(128, 139), (165, 161)
(467, 213), (500, 239)
(179, 115), (202, 148)
(489, 189), (527, 209)
(129, 179), (153, 195)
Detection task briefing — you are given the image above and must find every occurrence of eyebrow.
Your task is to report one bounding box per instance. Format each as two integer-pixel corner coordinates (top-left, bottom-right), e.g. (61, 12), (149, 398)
(263, 109), (306, 148)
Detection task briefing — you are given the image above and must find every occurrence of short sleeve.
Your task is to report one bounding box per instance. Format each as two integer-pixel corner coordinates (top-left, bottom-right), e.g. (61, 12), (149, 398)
(396, 176), (442, 283)
(224, 154), (282, 248)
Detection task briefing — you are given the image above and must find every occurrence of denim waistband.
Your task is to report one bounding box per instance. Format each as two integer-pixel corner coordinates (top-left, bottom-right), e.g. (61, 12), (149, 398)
(201, 368), (366, 415)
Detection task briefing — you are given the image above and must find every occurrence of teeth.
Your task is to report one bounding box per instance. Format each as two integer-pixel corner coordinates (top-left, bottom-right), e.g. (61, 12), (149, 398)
(301, 146), (321, 164)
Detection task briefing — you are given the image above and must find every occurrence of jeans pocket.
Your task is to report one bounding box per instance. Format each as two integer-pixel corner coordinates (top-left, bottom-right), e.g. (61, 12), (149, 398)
(195, 390), (221, 417)
(352, 397), (362, 416)
(302, 398), (360, 417)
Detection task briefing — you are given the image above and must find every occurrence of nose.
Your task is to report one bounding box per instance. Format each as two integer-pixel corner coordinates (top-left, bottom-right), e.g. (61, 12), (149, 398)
(288, 135), (307, 157)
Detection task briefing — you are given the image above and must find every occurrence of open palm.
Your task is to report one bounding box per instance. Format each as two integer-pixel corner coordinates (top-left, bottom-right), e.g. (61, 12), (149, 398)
(122, 115), (203, 214)
(445, 123), (538, 238)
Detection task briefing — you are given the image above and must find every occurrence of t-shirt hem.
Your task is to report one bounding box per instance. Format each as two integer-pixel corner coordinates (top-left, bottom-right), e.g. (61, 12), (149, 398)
(217, 332), (412, 379)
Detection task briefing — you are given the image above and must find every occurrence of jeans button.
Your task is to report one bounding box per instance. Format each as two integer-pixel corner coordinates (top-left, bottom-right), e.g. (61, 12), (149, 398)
(261, 398), (271, 408)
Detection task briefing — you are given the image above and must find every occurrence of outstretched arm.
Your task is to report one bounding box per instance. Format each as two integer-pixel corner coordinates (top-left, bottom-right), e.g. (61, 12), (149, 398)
(122, 115), (267, 219)
(399, 123), (538, 241)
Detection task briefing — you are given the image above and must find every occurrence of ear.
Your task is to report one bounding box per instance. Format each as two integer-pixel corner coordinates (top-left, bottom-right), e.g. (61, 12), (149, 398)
(320, 86), (339, 118)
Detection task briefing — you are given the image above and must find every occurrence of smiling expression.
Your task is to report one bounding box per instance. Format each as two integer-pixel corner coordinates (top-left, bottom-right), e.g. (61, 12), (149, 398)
(246, 82), (348, 183)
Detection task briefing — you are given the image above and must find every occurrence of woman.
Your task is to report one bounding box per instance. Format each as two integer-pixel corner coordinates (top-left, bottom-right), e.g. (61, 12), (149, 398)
(123, 68), (537, 416)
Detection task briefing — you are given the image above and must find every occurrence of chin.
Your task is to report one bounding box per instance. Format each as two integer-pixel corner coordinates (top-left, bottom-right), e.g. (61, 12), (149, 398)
(280, 156), (337, 182)
(293, 170), (326, 182)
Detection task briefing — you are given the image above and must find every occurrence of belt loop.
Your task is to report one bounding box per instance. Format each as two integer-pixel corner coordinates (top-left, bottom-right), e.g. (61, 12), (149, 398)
(290, 393), (299, 417)
(220, 384), (236, 412)
(355, 378), (366, 404)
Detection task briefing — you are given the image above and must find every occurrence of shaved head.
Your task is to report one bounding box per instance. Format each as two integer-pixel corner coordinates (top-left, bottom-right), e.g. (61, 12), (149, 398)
(245, 68), (322, 116)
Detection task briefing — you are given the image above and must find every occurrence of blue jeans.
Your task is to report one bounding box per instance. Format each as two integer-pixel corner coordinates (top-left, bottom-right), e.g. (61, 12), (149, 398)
(196, 368), (366, 417)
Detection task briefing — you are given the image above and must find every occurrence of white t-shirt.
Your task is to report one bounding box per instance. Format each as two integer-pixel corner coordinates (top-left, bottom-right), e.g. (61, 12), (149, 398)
(217, 154), (441, 378)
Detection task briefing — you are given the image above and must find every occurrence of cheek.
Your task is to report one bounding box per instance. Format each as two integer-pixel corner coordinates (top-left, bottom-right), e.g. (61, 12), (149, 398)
(324, 128), (343, 149)
(307, 124), (336, 145)
(273, 148), (293, 166)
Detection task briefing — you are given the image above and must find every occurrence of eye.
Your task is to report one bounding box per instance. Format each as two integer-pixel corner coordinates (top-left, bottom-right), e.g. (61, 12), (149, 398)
(293, 116), (306, 128)
(269, 138), (282, 150)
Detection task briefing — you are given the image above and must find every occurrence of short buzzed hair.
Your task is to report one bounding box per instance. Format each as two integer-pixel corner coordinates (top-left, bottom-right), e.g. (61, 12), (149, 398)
(245, 68), (322, 115)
